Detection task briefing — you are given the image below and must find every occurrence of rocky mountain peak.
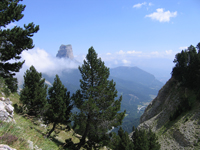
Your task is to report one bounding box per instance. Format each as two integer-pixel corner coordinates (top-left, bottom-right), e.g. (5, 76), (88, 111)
(56, 44), (74, 59)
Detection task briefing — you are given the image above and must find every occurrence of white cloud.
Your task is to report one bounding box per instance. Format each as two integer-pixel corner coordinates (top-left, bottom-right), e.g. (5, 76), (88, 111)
(2, 23), (17, 30)
(179, 46), (188, 50)
(151, 51), (159, 55)
(21, 48), (79, 76)
(127, 50), (142, 54)
(149, 2), (153, 6)
(112, 50), (174, 60)
(117, 50), (125, 55)
(106, 53), (111, 55)
(122, 59), (128, 64)
(94, 49), (176, 82)
(147, 50), (176, 58)
(114, 60), (118, 64)
(133, 2), (147, 8)
(165, 50), (173, 55)
(145, 8), (177, 22)
(16, 47), (175, 84)
(81, 55), (86, 61)
(122, 59), (131, 65)
(6, 23), (17, 29)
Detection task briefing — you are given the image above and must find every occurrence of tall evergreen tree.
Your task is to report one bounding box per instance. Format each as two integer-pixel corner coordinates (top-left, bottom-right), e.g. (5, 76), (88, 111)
(131, 127), (160, 150)
(132, 129), (149, 150)
(0, 0), (39, 92)
(20, 66), (47, 116)
(172, 50), (188, 83)
(4, 77), (18, 93)
(109, 127), (134, 150)
(172, 43), (200, 89)
(118, 127), (134, 150)
(148, 129), (160, 150)
(72, 47), (126, 149)
(108, 132), (121, 150)
(44, 75), (73, 138)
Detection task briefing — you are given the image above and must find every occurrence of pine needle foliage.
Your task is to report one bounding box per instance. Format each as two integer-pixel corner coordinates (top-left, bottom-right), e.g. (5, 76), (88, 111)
(44, 75), (73, 138)
(172, 42), (200, 89)
(72, 47), (126, 149)
(20, 66), (47, 116)
(0, 0), (39, 92)
(171, 42), (200, 118)
(117, 127), (134, 150)
(109, 127), (160, 150)
(131, 128), (160, 150)
(133, 128), (149, 150)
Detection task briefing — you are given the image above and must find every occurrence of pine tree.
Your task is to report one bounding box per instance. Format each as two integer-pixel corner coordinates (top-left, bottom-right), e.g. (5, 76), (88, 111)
(0, 0), (39, 92)
(132, 129), (149, 150)
(172, 50), (188, 83)
(4, 77), (18, 93)
(108, 132), (121, 150)
(172, 43), (200, 90)
(72, 47), (126, 149)
(148, 129), (160, 150)
(20, 66), (47, 116)
(118, 127), (134, 150)
(131, 127), (160, 150)
(44, 75), (73, 138)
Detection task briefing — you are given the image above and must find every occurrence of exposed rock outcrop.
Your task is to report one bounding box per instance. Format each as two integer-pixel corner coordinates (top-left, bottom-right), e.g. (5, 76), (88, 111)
(0, 144), (16, 150)
(138, 77), (200, 150)
(0, 97), (15, 122)
(56, 44), (74, 59)
(27, 140), (42, 150)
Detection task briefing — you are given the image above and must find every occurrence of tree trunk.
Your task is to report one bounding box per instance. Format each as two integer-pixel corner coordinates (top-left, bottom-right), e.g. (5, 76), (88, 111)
(77, 115), (90, 149)
(47, 122), (57, 138)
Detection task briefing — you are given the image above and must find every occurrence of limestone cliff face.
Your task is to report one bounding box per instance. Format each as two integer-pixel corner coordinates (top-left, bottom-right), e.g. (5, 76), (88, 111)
(56, 44), (74, 59)
(138, 77), (200, 150)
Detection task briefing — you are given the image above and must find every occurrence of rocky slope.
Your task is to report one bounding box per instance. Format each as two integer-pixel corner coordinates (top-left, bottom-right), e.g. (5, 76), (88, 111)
(0, 97), (15, 123)
(0, 144), (16, 150)
(138, 77), (200, 150)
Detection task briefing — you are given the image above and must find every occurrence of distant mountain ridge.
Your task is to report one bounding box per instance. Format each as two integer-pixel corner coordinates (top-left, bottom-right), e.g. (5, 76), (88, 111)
(110, 66), (163, 90)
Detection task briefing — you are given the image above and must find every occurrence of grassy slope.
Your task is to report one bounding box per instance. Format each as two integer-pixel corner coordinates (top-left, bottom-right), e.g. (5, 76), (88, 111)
(0, 92), (82, 150)
(0, 91), (110, 150)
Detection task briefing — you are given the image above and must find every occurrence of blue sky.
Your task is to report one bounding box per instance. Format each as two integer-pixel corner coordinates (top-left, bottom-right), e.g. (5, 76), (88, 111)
(10, 0), (200, 82)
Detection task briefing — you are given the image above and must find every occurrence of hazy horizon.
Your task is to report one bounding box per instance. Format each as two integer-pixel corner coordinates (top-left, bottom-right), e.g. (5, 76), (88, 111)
(15, 47), (173, 84)
(11, 0), (200, 83)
